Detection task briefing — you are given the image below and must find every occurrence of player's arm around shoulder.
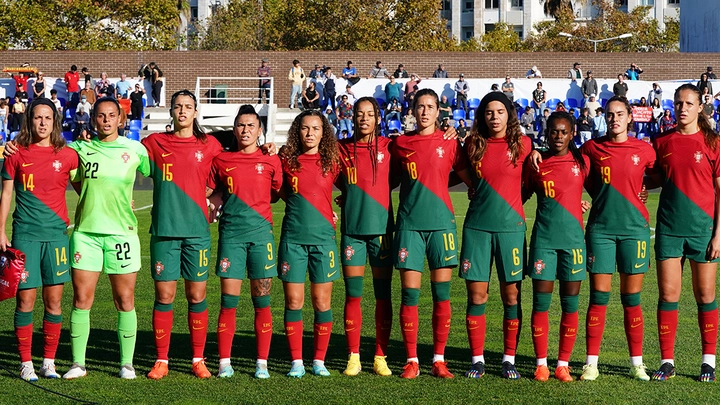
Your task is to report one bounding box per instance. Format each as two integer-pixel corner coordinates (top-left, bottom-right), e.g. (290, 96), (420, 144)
(0, 152), (16, 249)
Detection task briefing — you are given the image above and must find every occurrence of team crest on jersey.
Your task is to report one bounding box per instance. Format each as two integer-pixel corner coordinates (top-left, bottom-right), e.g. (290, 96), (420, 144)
(155, 261), (164, 275)
(436, 146), (445, 158)
(344, 246), (355, 260)
(398, 248), (409, 263)
(534, 259), (545, 274)
(121, 152), (130, 163)
(281, 261), (290, 276)
(376, 151), (385, 163)
(73, 252), (82, 264)
(20, 269), (29, 284)
(52, 160), (62, 172)
(695, 151), (703, 163)
(219, 258), (231, 272)
(631, 154), (640, 166)
(195, 150), (204, 162)
(255, 163), (265, 174)
(461, 259), (471, 274)
(571, 164), (580, 177)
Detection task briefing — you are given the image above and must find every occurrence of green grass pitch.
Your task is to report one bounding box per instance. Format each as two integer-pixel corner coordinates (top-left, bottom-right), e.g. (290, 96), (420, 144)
(0, 190), (719, 404)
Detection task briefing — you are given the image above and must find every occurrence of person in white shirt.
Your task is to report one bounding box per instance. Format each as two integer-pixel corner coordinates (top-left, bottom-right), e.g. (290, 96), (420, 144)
(526, 66), (542, 79)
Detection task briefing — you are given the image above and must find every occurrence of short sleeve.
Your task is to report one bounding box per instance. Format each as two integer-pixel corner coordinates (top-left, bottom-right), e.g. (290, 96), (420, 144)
(453, 141), (469, 172)
(135, 143), (151, 177)
(1, 154), (17, 181)
(207, 158), (219, 190)
(271, 156), (283, 191)
(643, 142), (656, 170)
(713, 147), (720, 179)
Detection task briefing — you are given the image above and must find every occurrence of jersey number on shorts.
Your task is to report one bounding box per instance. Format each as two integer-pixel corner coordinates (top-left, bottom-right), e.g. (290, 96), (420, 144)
(84, 162), (99, 179)
(162, 163), (173, 181)
(55, 247), (67, 265)
(199, 249), (209, 267)
(512, 248), (521, 266)
(572, 248), (584, 264)
(329, 251), (335, 268)
(637, 241), (647, 259)
(406, 162), (418, 180)
(379, 235), (391, 251)
(22, 173), (35, 191)
(266, 243), (274, 260)
(442, 233), (456, 251)
(115, 242), (131, 261)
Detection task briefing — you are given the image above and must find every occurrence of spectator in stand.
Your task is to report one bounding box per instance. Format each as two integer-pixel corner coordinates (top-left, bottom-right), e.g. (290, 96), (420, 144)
(578, 107), (592, 144)
(337, 84), (357, 106)
(385, 98), (402, 126)
(49, 89), (63, 115)
(368, 61), (390, 79)
(343, 61), (360, 86)
(115, 74), (132, 99)
(77, 94), (93, 115)
(651, 98), (663, 136)
(149, 62), (163, 107)
(64, 65), (81, 107)
(324, 107), (338, 136)
(310, 65), (326, 107)
(456, 119), (468, 143)
(585, 94), (601, 118)
(706, 66), (717, 80)
(165, 124), (172, 133)
(81, 67), (92, 87)
(439, 95), (452, 126)
(455, 73), (469, 113)
(73, 105), (90, 137)
(402, 109), (416, 133)
(129, 83), (145, 120)
(309, 64), (324, 80)
(94, 72), (113, 98)
(288, 59), (305, 109)
(432, 64), (448, 79)
(301, 81), (320, 110)
(324, 67), (337, 110)
(592, 107), (606, 138)
(703, 94), (716, 129)
(520, 107), (536, 137)
(10, 95), (24, 131)
(660, 109), (675, 132)
(648, 82), (663, 105)
(697, 73), (713, 97)
(0, 99), (7, 136)
(490, 83), (500, 92)
(501, 76), (515, 102)
(532, 82), (547, 119)
(404, 74), (421, 102)
(336, 95), (353, 137)
(257, 59), (272, 104)
(625, 63), (643, 80)
(568, 62), (582, 82)
(613, 74), (628, 97)
(537, 108), (550, 147)
(394, 64), (409, 79)
(385, 76), (402, 105)
(581, 70), (598, 105)
(32, 72), (47, 99)
(526, 65), (542, 79)
(555, 101), (567, 112)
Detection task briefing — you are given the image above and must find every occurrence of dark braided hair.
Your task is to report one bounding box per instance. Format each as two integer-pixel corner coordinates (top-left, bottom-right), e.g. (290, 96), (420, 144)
(547, 111), (586, 172)
(350, 97), (382, 185)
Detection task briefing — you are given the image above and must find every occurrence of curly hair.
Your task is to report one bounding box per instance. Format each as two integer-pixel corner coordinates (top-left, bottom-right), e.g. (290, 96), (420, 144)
(15, 99), (65, 152)
(674, 83), (719, 150)
(466, 99), (524, 167)
(280, 109), (340, 176)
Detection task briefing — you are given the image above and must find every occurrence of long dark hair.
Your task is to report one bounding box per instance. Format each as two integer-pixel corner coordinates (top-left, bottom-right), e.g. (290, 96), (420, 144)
(466, 96), (524, 167)
(674, 83), (718, 150)
(547, 111), (586, 172)
(350, 97), (382, 185)
(280, 109), (339, 175)
(412, 88), (441, 130)
(16, 99), (65, 152)
(171, 89), (207, 143)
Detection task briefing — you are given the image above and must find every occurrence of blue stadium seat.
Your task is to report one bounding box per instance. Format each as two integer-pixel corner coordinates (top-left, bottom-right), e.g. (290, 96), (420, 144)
(65, 109), (73, 120)
(375, 98), (385, 107)
(468, 109), (475, 120)
(468, 98), (480, 110)
(546, 98), (561, 110)
(629, 99), (640, 106)
(129, 120), (143, 132)
(565, 99), (580, 109)
(127, 130), (141, 141)
(453, 109), (466, 121)
(58, 97), (67, 107)
(466, 120), (473, 128)
(600, 99), (608, 107)
(142, 97), (147, 108)
(662, 99), (673, 111)
(515, 98), (530, 109)
(388, 120), (402, 133)
(62, 130), (73, 142)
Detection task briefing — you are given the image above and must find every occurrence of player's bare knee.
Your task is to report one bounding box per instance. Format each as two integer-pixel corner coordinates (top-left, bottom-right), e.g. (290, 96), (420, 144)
(186, 290), (207, 304)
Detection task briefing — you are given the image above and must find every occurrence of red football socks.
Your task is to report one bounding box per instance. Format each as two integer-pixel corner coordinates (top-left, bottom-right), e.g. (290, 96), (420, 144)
(585, 304), (607, 356)
(400, 304), (419, 359)
(623, 305), (644, 357)
(188, 309), (208, 359)
(344, 296), (362, 354)
(254, 306), (273, 361)
(42, 319), (62, 360)
(558, 311), (579, 363)
(375, 299), (392, 357)
(15, 324), (33, 363)
(285, 320), (303, 361)
(217, 307), (236, 360)
(466, 313), (486, 357)
(432, 300), (451, 355)
(699, 307), (718, 356)
(314, 321), (332, 361)
(503, 318), (521, 356)
(657, 308), (678, 360)
(531, 311), (549, 360)
(152, 309), (173, 361)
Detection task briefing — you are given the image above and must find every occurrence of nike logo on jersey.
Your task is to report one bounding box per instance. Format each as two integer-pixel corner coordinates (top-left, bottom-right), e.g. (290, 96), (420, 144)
(600, 156), (611, 161)
(264, 264), (275, 270)
(226, 167), (237, 172)
(634, 262), (646, 269)
(406, 151), (416, 158)
(541, 170), (553, 176)
(444, 255), (456, 261)
(197, 270), (208, 277)
(571, 268), (583, 274)
(662, 152), (672, 158)
(162, 152), (173, 158)
(327, 270), (338, 278)
(56, 269), (69, 276)
(121, 263), (130, 268)
(345, 156), (354, 161)
(510, 269), (522, 276)
(87, 152), (97, 155)
(21, 163), (33, 167)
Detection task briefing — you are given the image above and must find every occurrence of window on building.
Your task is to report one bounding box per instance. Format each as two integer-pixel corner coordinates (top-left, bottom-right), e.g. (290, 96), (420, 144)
(511, 0), (523, 7)
(465, 1), (473, 11)
(485, 0), (499, 9)
(668, 0), (679, 4)
(485, 24), (495, 32)
(465, 31), (474, 40)
(514, 26), (524, 40)
(442, 0), (450, 10)
(639, 0), (655, 5)
(616, 0), (628, 11)
(191, 6), (198, 20)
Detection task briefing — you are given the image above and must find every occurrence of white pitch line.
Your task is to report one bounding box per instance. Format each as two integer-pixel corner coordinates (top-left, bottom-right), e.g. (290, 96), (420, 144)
(68, 204), (153, 229)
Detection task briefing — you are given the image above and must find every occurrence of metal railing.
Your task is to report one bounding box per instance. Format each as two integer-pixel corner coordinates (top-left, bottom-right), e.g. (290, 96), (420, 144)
(194, 77), (274, 105)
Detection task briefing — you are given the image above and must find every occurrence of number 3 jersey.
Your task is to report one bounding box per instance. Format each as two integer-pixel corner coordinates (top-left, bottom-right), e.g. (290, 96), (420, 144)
(142, 133), (223, 237)
(209, 149), (283, 241)
(390, 130), (466, 231)
(524, 153), (590, 249)
(70, 137), (150, 236)
(1, 144), (78, 241)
